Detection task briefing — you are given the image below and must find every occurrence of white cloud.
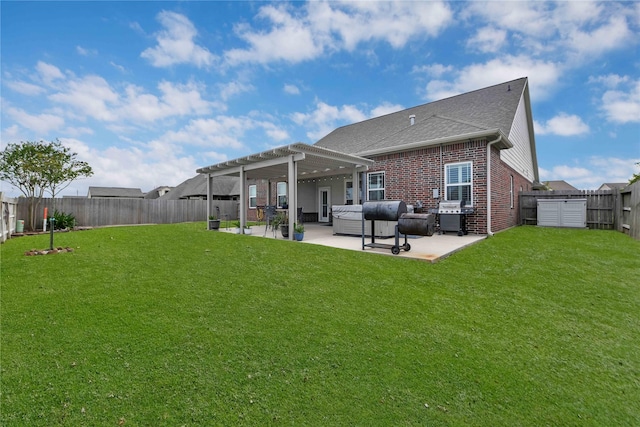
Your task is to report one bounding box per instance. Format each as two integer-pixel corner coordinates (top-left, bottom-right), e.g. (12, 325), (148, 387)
(370, 102), (403, 118)
(292, 100), (402, 142)
(49, 75), (119, 121)
(218, 81), (254, 101)
(5, 80), (45, 96)
(462, 1), (634, 60)
(59, 137), (200, 195)
(292, 100), (368, 141)
(224, 1), (453, 66)
(600, 79), (640, 124)
(588, 74), (630, 89)
(76, 46), (97, 56)
(110, 62), (126, 73)
(141, 11), (217, 68)
(284, 84), (300, 95)
(467, 26), (507, 53)
(5, 107), (65, 134)
(535, 113), (590, 136)
(226, 5), (324, 66)
(412, 63), (453, 78)
(160, 117), (247, 149)
(422, 55), (562, 101)
(540, 156), (640, 190)
(36, 61), (65, 86)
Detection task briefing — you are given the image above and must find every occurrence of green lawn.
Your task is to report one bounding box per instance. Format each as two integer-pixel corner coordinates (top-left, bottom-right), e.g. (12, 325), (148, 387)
(1, 224), (639, 426)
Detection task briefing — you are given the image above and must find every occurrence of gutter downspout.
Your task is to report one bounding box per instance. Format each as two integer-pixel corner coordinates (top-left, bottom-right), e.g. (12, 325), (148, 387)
(486, 135), (502, 236)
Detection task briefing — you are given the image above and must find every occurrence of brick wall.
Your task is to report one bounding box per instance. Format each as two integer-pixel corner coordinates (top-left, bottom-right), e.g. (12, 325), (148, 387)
(370, 139), (532, 234)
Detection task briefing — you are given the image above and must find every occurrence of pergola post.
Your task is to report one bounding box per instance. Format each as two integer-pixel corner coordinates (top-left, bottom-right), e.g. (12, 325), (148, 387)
(239, 167), (246, 228)
(207, 174), (212, 219)
(287, 155), (295, 240)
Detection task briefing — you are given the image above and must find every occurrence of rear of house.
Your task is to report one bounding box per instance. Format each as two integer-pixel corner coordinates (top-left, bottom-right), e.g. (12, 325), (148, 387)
(200, 77), (541, 235)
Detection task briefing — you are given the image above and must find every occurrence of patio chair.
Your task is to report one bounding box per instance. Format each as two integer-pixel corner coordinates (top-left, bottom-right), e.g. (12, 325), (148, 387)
(263, 205), (277, 237)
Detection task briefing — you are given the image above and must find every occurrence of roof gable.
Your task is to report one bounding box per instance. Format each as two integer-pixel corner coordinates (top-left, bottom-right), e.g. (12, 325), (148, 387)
(314, 78), (528, 155)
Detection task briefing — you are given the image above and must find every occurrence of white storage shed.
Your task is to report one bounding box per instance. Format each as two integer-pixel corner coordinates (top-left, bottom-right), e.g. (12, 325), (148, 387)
(537, 199), (587, 228)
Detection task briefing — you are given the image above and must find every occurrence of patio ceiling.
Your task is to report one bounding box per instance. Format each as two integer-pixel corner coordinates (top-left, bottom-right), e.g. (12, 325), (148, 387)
(196, 142), (374, 180)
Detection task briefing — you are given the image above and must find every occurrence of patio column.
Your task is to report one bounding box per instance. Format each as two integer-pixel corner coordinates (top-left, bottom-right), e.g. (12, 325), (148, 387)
(239, 167), (246, 228)
(288, 155), (295, 240)
(207, 173), (212, 219)
(352, 168), (360, 205)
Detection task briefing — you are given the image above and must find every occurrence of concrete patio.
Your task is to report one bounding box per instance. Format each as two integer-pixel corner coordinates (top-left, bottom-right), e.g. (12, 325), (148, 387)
(221, 222), (486, 262)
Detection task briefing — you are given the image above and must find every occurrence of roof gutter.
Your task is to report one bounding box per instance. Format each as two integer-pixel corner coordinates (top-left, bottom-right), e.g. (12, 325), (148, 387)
(356, 129), (511, 158)
(486, 134), (503, 236)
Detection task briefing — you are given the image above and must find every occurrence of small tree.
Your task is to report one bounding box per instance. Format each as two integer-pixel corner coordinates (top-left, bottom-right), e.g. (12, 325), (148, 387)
(630, 162), (640, 186)
(0, 140), (93, 231)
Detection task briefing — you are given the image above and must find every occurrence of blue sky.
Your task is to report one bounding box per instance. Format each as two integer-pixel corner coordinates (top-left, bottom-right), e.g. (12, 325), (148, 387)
(1, 1), (639, 196)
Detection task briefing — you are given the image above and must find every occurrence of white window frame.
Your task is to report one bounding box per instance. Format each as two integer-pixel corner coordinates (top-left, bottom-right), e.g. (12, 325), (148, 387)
(367, 171), (385, 201)
(445, 161), (473, 206)
(249, 184), (257, 209)
(276, 181), (287, 208)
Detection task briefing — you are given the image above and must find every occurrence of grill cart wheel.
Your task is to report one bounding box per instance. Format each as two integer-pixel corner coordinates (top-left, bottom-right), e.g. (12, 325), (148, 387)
(391, 246), (400, 255)
(404, 243), (411, 252)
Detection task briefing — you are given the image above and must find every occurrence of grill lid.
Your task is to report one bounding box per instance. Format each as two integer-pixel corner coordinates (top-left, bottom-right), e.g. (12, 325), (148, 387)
(438, 200), (464, 214)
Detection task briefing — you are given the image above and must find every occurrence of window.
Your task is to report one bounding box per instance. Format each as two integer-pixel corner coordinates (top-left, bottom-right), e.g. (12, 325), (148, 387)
(277, 182), (287, 207)
(249, 185), (257, 209)
(367, 172), (385, 201)
(510, 175), (514, 209)
(345, 180), (353, 205)
(445, 162), (472, 205)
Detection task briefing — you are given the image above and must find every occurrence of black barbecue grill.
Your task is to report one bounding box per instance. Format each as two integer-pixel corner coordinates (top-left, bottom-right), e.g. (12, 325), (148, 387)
(435, 200), (474, 236)
(362, 201), (410, 255)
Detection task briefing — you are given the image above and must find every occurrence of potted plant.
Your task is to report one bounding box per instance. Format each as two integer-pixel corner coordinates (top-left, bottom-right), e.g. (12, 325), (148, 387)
(293, 223), (304, 241)
(208, 215), (220, 230)
(243, 224), (252, 235)
(232, 221), (241, 234)
(279, 214), (289, 238)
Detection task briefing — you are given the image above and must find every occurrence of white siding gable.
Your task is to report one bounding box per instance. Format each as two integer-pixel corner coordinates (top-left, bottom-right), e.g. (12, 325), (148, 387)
(502, 94), (536, 182)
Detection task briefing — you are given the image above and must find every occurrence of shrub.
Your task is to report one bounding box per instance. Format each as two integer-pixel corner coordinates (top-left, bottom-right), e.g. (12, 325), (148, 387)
(52, 210), (76, 230)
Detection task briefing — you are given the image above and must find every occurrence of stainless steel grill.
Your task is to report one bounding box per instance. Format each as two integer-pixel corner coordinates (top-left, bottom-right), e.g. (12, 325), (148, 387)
(436, 200), (473, 236)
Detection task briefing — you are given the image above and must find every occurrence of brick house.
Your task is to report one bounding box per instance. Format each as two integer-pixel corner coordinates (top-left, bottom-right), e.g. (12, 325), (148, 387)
(197, 77), (541, 237)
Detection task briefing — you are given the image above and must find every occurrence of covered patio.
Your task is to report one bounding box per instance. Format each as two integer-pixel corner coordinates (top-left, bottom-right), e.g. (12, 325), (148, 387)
(197, 143), (375, 239)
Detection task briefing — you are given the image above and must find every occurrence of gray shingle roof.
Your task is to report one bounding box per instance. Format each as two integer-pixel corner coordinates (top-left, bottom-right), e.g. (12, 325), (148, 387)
(88, 187), (144, 198)
(314, 78), (527, 155)
(160, 175), (239, 200)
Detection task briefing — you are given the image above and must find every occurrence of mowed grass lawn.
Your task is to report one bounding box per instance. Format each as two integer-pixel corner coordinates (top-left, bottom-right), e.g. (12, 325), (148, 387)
(1, 224), (639, 426)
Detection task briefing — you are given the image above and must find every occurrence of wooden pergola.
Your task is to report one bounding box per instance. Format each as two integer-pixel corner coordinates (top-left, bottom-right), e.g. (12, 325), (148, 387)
(196, 143), (374, 240)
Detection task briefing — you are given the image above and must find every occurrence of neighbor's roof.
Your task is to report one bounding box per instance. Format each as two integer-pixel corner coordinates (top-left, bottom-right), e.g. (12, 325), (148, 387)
(544, 180), (579, 191)
(160, 175), (240, 199)
(314, 77), (527, 155)
(88, 187), (144, 198)
(597, 182), (628, 191)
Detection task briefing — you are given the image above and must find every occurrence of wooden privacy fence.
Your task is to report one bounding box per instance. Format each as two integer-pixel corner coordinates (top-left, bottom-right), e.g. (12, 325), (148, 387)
(1, 192), (19, 242)
(520, 186), (640, 240)
(16, 198), (239, 230)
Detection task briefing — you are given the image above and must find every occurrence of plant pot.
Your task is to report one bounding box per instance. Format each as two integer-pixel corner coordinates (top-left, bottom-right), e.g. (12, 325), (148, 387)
(294, 232), (304, 241)
(208, 220), (220, 230)
(280, 225), (289, 238)
(243, 227), (252, 235)
(234, 227), (241, 234)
